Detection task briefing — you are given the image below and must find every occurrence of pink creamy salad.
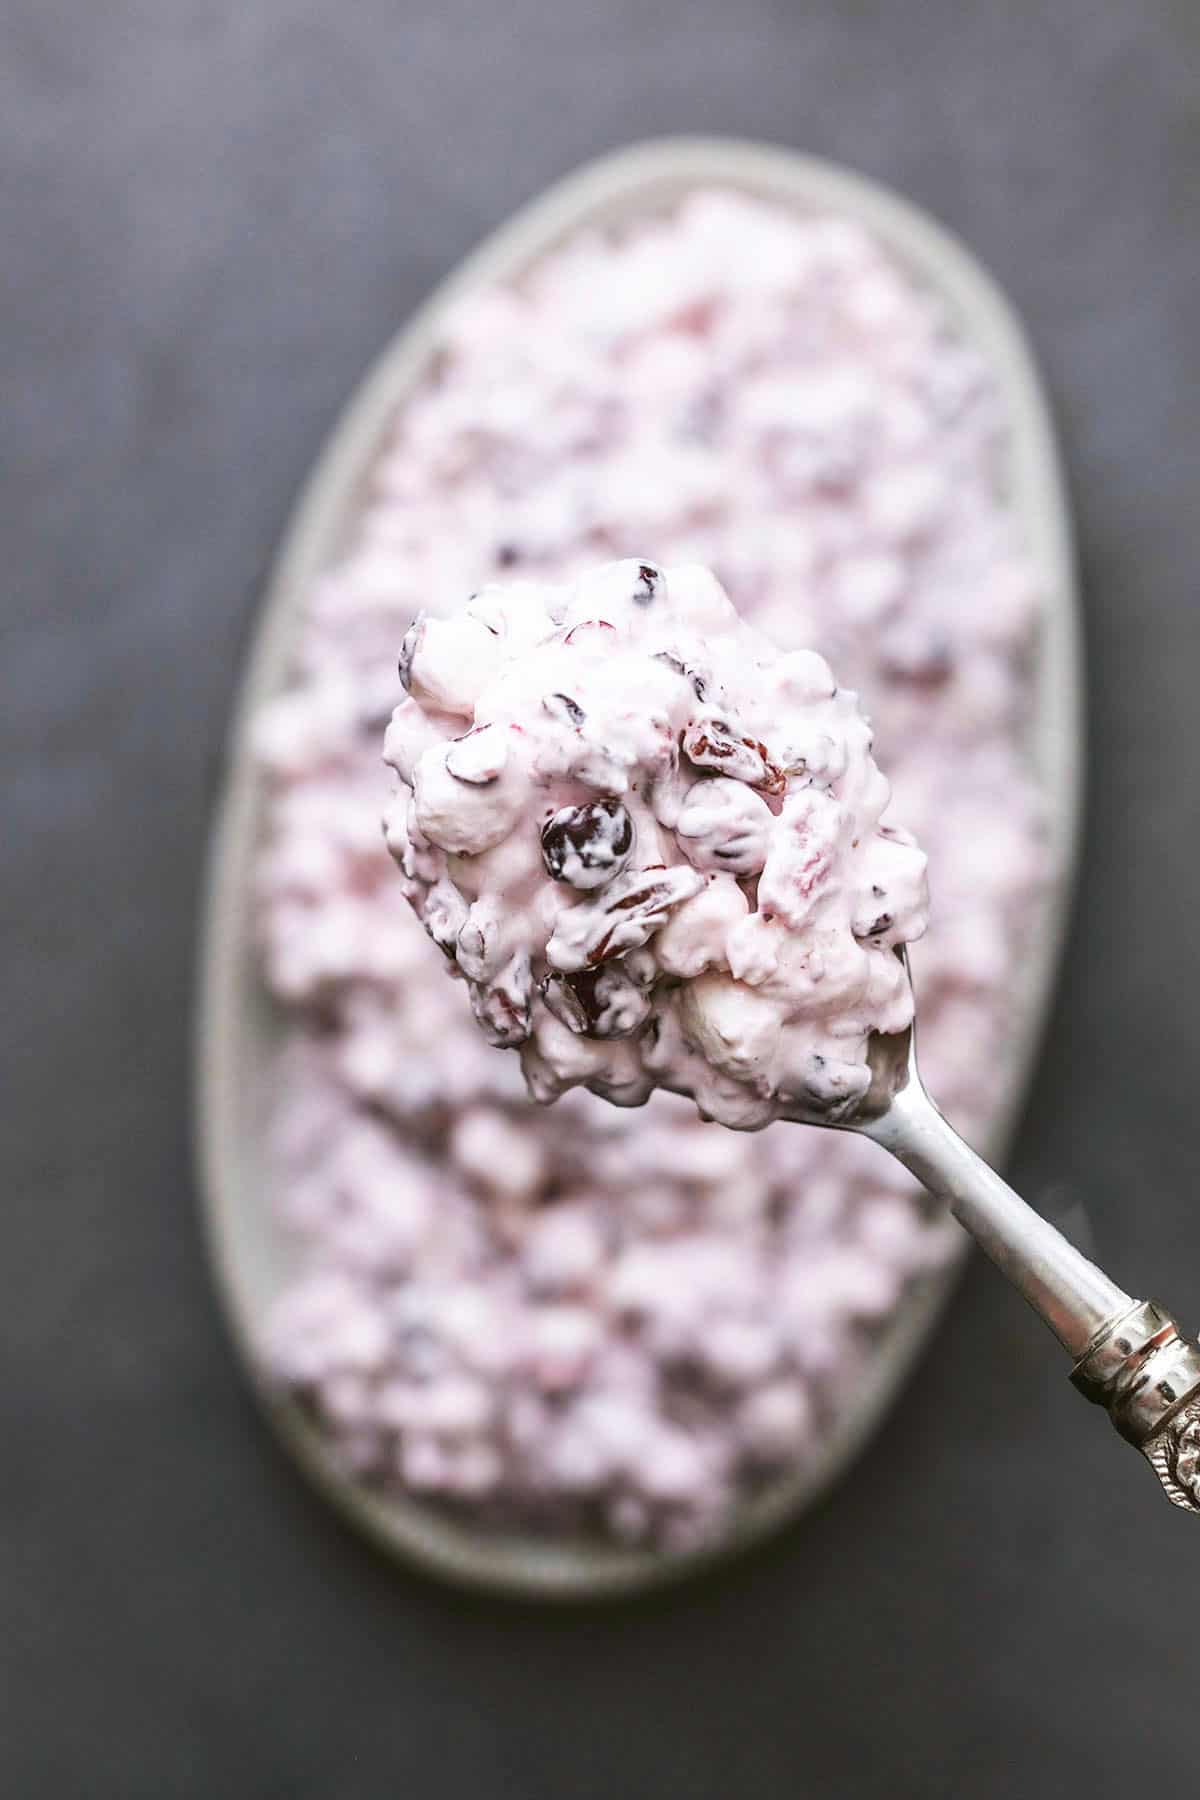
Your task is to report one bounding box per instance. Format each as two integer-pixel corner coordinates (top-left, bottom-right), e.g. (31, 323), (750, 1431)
(252, 189), (1047, 1549)
(384, 561), (929, 1129)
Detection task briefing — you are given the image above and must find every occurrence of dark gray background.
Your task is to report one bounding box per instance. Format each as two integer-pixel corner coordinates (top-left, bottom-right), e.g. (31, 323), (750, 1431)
(4, 2), (1199, 1794)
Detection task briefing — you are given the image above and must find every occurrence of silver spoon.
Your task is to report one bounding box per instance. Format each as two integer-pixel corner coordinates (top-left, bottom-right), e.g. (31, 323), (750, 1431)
(776, 953), (1200, 1514)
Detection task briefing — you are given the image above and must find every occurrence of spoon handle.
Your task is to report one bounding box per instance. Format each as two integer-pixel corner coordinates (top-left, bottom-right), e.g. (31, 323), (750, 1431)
(867, 1077), (1200, 1514)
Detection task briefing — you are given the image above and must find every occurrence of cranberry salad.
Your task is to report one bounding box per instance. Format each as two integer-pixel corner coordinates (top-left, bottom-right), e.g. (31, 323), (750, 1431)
(253, 188), (1047, 1549)
(385, 561), (928, 1130)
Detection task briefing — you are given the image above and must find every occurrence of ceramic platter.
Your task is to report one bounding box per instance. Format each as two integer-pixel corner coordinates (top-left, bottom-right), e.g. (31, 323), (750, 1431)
(196, 138), (1081, 1598)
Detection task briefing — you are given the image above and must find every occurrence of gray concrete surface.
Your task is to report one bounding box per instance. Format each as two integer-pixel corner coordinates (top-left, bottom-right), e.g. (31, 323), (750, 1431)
(3, 2), (1198, 1794)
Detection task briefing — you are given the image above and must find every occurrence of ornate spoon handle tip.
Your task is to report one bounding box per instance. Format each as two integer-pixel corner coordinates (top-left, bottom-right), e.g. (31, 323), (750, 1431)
(1071, 1300), (1200, 1513)
(866, 1071), (1200, 1516)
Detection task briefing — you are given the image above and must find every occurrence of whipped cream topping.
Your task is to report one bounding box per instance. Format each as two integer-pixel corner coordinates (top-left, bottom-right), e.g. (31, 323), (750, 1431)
(384, 560), (928, 1129)
(251, 187), (1047, 1548)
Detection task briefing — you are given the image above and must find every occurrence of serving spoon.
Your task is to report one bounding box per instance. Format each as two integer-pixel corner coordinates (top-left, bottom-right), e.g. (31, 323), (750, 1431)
(785, 952), (1200, 1513)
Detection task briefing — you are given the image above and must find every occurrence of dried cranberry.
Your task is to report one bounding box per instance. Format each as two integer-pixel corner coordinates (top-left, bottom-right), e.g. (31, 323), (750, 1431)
(652, 650), (708, 700)
(540, 973), (589, 1034)
(584, 867), (699, 965)
(540, 798), (635, 890)
(541, 967), (650, 1039)
(681, 715), (784, 793)
(634, 563), (661, 606)
(543, 692), (585, 727)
